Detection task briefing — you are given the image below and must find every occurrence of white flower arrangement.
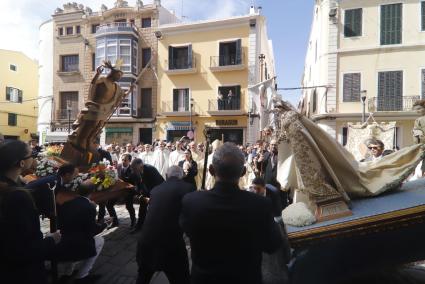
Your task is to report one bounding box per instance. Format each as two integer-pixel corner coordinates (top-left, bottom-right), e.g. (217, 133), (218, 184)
(282, 202), (316, 227)
(35, 158), (59, 178)
(65, 173), (90, 191)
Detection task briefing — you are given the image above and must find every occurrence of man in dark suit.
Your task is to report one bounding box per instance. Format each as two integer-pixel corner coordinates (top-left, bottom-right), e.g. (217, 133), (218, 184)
(136, 166), (195, 284)
(250, 177), (283, 218)
(97, 154), (133, 228)
(26, 163), (79, 217)
(258, 139), (289, 208)
(130, 158), (165, 233)
(180, 143), (283, 284)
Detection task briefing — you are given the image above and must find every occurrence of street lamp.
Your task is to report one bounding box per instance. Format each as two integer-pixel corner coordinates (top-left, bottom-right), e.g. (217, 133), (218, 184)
(361, 90), (367, 123)
(258, 53), (265, 82)
(66, 102), (72, 134)
(189, 98), (194, 139)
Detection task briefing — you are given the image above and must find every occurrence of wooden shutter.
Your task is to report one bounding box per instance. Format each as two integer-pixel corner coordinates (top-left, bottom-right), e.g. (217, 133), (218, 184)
(378, 71), (403, 111)
(343, 73), (361, 102)
(422, 1), (425, 31)
(422, 69), (425, 99)
(344, 9), (362, 37)
(184, 89), (189, 111)
(187, 44), (192, 68)
(381, 4), (402, 45)
(168, 46), (174, 70)
(173, 89), (178, 111)
(219, 43), (224, 66)
(6, 86), (11, 101)
(18, 89), (23, 103)
(235, 39), (242, 64)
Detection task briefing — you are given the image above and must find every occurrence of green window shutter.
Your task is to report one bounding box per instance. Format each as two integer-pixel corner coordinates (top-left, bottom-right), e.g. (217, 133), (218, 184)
(6, 86), (11, 101)
(168, 46), (174, 70)
(381, 4), (402, 45)
(184, 89), (189, 111)
(173, 89), (178, 111)
(344, 8), (362, 37)
(235, 39), (242, 64)
(422, 69), (425, 99)
(18, 89), (23, 103)
(187, 44), (192, 68)
(378, 71), (403, 111)
(343, 73), (361, 102)
(422, 1), (425, 31)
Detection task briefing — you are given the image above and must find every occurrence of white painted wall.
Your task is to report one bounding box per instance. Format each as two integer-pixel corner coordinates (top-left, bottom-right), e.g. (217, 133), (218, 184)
(37, 20), (54, 144)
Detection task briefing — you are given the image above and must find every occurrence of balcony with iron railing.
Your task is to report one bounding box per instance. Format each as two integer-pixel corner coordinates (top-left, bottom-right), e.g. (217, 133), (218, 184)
(207, 97), (245, 116)
(164, 56), (197, 75)
(161, 101), (199, 116)
(368, 96), (420, 112)
(95, 22), (138, 37)
(210, 52), (245, 72)
(56, 109), (79, 121)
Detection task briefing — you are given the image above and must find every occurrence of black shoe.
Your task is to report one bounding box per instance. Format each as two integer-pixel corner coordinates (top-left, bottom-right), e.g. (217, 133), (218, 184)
(107, 218), (119, 229)
(57, 275), (72, 284)
(130, 226), (141, 234)
(73, 274), (101, 284)
(130, 218), (136, 228)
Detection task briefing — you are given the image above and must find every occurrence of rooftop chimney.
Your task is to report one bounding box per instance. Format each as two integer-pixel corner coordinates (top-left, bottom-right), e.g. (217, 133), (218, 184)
(249, 5), (255, 15)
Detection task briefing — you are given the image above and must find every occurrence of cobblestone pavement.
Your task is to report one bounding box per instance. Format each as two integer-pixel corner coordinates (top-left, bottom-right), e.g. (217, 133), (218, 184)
(42, 204), (171, 284)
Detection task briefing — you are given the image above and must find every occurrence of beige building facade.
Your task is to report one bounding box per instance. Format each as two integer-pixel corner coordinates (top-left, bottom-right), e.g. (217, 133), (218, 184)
(155, 8), (275, 144)
(0, 50), (38, 141)
(41, 0), (177, 145)
(302, 0), (425, 148)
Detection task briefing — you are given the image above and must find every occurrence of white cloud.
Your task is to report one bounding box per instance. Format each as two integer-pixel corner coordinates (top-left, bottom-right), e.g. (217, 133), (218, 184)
(0, 0), (253, 60)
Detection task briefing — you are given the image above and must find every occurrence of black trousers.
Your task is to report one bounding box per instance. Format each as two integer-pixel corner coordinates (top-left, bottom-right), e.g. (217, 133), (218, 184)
(135, 196), (148, 229)
(98, 201), (117, 220)
(136, 242), (190, 284)
(98, 191), (137, 225)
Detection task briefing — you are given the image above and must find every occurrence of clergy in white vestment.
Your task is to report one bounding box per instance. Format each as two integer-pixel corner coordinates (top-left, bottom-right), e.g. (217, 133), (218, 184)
(169, 141), (186, 166)
(152, 141), (170, 179)
(139, 144), (155, 165)
(204, 139), (223, 190)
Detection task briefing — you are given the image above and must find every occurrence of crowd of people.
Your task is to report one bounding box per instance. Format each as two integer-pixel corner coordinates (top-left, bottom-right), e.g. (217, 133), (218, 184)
(0, 137), (290, 284)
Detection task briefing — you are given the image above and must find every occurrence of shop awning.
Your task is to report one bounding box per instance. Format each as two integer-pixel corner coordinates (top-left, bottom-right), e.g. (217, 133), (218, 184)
(105, 127), (133, 134)
(166, 122), (191, 130)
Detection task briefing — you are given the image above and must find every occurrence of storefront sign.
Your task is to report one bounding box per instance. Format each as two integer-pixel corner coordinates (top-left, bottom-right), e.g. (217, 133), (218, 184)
(216, 119), (238, 126)
(105, 127), (133, 134)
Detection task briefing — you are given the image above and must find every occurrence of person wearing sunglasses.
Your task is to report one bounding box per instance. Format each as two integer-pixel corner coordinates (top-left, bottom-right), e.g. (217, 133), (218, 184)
(0, 140), (61, 284)
(361, 139), (393, 162)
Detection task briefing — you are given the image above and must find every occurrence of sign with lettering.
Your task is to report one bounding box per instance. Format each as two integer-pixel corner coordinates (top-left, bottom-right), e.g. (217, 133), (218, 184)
(216, 120), (238, 126)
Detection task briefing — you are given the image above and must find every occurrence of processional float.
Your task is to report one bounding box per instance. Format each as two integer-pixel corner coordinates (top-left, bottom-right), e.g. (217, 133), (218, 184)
(265, 95), (425, 283)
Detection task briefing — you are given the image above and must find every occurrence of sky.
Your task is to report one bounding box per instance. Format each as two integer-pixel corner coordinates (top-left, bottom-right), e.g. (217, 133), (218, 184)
(0, 0), (313, 105)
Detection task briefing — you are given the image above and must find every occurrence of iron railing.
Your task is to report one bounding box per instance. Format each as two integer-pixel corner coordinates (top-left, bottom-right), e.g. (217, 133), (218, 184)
(208, 97), (241, 111)
(165, 56), (196, 71)
(368, 96), (420, 112)
(56, 109), (78, 120)
(210, 52), (244, 68)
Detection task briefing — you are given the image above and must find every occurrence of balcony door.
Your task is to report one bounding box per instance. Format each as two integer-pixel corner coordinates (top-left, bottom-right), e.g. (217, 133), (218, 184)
(173, 88), (189, 112)
(59, 92), (78, 119)
(219, 39), (241, 66)
(218, 85), (241, 110)
(169, 45), (192, 70)
(140, 88), (152, 118)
